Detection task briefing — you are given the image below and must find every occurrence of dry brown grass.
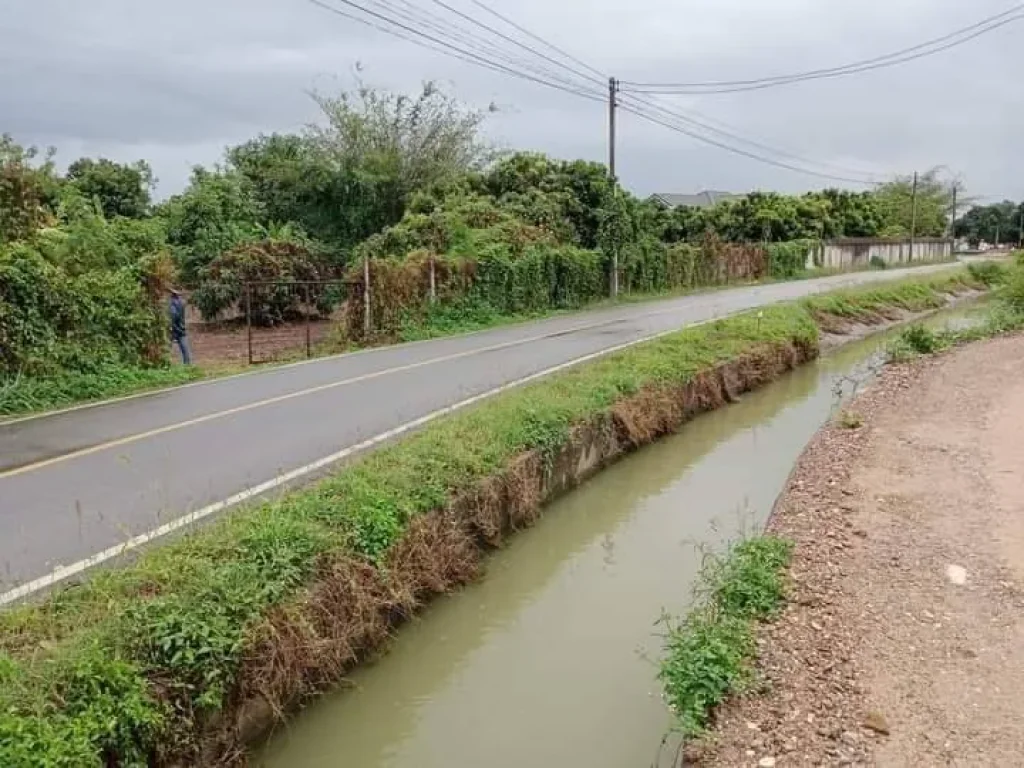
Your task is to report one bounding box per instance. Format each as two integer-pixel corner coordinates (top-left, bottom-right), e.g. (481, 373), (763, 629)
(193, 340), (814, 764)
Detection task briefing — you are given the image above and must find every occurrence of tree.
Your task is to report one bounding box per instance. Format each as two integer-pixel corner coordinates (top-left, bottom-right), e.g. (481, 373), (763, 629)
(481, 154), (615, 248)
(66, 157), (153, 219)
(226, 133), (348, 249)
(0, 135), (59, 243)
(157, 167), (263, 284)
(955, 200), (1023, 246)
(307, 81), (495, 242)
(872, 169), (953, 237)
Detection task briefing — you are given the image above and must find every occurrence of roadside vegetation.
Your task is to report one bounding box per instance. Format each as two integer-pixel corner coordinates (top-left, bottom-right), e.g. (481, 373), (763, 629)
(887, 260), (1024, 362)
(3, 81), (976, 417)
(0, 366), (203, 417)
(659, 537), (793, 737)
(0, 272), (982, 766)
(651, 263), (1021, 748)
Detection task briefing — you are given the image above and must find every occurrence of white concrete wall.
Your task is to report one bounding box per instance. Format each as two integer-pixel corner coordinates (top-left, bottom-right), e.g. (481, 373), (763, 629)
(813, 239), (952, 271)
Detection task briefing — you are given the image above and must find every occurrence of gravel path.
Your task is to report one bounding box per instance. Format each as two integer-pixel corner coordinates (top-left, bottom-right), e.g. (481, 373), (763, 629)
(696, 334), (1024, 768)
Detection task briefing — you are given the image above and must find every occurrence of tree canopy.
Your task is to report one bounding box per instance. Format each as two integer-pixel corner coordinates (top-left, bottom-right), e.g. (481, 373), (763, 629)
(66, 157), (153, 220)
(955, 200), (1023, 246)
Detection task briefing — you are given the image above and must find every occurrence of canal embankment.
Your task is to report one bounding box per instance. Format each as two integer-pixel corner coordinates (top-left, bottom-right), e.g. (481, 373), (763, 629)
(0, 270), (984, 767)
(689, 331), (1024, 767)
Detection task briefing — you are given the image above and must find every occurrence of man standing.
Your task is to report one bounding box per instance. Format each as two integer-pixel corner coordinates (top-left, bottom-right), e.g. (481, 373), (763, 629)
(169, 289), (192, 365)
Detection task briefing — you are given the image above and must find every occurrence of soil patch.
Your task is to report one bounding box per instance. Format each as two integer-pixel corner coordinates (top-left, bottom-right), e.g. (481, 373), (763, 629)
(697, 335), (1024, 767)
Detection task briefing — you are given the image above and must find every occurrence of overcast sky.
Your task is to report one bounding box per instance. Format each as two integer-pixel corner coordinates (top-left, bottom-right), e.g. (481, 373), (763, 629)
(3, 0), (1021, 202)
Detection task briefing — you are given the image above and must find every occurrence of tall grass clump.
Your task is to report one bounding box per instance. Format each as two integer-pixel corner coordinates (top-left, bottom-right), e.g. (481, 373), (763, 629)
(966, 260), (1008, 287)
(0, 365), (203, 417)
(0, 271), (982, 764)
(659, 537), (792, 737)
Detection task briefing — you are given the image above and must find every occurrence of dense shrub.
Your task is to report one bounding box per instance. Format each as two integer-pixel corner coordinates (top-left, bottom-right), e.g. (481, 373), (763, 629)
(966, 260), (1008, 286)
(346, 242), (606, 338)
(766, 240), (813, 278)
(1000, 263), (1024, 313)
(0, 245), (168, 376)
(192, 237), (339, 325)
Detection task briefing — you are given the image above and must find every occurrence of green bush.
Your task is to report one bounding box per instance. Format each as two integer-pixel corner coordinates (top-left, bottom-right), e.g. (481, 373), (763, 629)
(967, 260), (1008, 286)
(1000, 263), (1024, 313)
(766, 240), (813, 279)
(899, 324), (942, 354)
(192, 236), (338, 325)
(0, 245), (167, 376)
(869, 255), (888, 270)
(659, 537), (792, 736)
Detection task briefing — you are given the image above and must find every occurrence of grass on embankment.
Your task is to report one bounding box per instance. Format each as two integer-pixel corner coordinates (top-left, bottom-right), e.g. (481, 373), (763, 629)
(0, 365), (204, 418)
(0, 270), (981, 766)
(392, 259), (958, 343)
(887, 261), (1024, 362)
(659, 537), (793, 737)
(0, 262), (960, 418)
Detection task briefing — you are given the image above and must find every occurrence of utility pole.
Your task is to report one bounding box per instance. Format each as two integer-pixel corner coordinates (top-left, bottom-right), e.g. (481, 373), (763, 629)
(608, 76), (619, 298)
(950, 185), (957, 241)
(908, 171), (919, 262)
(608, 77), (618, 181)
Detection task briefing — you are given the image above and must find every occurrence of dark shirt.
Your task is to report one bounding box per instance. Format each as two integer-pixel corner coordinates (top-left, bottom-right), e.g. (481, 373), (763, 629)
(170, 296), (187, 339)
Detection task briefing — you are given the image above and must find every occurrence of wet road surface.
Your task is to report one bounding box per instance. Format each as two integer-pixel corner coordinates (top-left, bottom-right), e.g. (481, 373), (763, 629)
(0, 264), (956, 597)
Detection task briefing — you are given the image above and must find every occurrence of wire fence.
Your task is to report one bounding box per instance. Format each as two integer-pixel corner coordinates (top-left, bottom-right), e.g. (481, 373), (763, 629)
(240, 280), (352, 365)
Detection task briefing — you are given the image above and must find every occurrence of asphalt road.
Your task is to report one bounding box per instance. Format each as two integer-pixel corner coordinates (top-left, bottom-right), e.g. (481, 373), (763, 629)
(0, 264), (958, 598)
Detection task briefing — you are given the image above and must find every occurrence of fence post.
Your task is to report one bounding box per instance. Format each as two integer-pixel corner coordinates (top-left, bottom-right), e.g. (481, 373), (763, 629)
(244, 283), (253, 365)
(304, 283), (312, 359)
(363, 254), (371, 337)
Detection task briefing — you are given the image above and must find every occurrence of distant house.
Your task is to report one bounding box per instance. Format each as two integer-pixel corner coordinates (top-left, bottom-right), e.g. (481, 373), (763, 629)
(648, 190), (747, 209)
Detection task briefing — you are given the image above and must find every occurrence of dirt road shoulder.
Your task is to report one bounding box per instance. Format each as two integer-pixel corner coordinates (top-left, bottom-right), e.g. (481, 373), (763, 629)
(699, 334), (1024, 767)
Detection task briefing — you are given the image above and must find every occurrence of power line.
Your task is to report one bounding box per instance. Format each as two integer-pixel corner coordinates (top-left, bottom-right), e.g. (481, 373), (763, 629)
(466, 0), (608, 81)
(425, 0), (605, 89)
(622, 5), (1024, 93)
(363, 0), (596, 93)
(623, 4), (1021, 89)
(619, 101), (883, 185)
(305, 0), (606, 103)
(433, 1), (882, 182)
(620, 93), (882, 183)
(306, 0), (893, 185)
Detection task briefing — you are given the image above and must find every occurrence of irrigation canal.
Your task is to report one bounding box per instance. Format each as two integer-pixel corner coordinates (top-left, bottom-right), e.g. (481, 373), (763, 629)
(258, 305), (983, 768)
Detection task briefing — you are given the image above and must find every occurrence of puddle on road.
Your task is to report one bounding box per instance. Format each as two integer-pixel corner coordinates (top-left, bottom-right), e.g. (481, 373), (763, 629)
(258, 307), (980, 768)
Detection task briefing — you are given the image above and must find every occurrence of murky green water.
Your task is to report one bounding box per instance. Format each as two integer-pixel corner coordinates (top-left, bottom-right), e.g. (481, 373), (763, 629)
(258, 308), (979, 768)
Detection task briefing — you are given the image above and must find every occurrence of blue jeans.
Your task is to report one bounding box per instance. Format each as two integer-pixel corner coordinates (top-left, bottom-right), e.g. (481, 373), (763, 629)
(173, 335), (192, 365)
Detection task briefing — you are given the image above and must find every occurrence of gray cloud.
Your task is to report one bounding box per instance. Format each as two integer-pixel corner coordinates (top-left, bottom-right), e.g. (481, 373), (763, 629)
(2, 0), (1020, 200)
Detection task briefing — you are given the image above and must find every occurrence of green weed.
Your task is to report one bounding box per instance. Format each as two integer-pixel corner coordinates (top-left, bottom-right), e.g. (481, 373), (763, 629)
(658, 537), (793, 737)
(0, 271), (981, 763)
(838, 410), (864, 429)
(0, 365), (203, 417)
(966, 260), (1008, 287)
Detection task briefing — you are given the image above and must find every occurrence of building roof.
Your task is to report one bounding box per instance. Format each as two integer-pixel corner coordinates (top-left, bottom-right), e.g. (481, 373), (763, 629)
(648, 190), (746, 209)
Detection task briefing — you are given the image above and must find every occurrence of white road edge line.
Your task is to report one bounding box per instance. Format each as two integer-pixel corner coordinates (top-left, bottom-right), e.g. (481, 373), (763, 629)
(0, 263), (954, 428)
(0, 262), (961, 604)
(0, 316), (724, 606)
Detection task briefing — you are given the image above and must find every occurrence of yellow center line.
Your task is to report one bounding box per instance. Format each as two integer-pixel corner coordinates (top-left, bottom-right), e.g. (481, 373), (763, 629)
(2, 264), (950, 481)
(0, 311), (664, 480)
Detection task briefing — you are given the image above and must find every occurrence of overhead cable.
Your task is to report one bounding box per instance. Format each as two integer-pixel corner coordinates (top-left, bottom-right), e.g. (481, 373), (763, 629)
(304, 0), (607, 103)
(619, 102), (883, 185)
(362, 0), (597, 92)
(621, 5), (1024, 93)
(620, 94), (883, 183)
